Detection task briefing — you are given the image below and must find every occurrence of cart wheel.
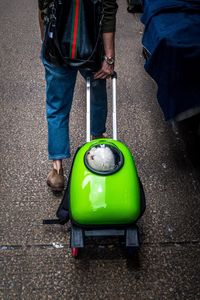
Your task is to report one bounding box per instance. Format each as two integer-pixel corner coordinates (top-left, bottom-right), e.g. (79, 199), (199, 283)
(126, 246), (138, 257)
(127, 6), (133, 13)
(71, 247), (79, 258)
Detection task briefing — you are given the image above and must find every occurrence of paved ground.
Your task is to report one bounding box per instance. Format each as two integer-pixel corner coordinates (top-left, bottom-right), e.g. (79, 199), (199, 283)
(0, 0), (200, 299)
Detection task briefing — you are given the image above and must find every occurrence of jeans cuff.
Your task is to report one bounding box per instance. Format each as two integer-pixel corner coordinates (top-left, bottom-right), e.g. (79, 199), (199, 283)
(91, 128), (106, 137)
(48, 154), (71, 160)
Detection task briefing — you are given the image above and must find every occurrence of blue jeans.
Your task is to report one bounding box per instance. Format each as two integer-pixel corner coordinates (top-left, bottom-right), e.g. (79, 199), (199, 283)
(42, 57), (107, 160)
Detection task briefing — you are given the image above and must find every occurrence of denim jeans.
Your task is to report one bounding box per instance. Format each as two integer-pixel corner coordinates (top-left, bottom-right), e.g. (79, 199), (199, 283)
(42, 57), (107, 160)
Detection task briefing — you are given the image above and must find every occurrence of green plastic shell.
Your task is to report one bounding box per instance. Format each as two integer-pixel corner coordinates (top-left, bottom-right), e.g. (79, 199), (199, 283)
(70, 139), (141, 226)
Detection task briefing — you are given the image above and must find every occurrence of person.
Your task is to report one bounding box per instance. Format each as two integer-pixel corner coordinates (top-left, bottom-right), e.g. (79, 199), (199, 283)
(38, 0), (118, 192)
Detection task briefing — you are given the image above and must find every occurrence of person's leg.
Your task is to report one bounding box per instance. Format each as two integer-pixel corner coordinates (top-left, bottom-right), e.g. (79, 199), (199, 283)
(42, 58), (78, 191)
(80, 70), (107, 137)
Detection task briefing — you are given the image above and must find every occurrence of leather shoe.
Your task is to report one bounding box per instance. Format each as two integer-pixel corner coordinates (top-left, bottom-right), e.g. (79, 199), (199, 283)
(47, 168), (64, 192)
(91, 133), (107, 140)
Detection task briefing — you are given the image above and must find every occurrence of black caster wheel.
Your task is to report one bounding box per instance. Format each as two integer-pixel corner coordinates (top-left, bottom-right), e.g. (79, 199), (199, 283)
(127, 5), (143, 14)
(127, 6), (134, 13)
(126, 246), (138, 257)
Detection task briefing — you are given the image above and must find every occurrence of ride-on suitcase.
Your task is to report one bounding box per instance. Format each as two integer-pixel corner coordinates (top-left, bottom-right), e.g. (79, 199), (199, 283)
(43, 73), (145, 258)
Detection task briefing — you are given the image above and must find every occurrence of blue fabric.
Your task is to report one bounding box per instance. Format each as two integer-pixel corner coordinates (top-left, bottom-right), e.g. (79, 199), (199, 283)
(42, 57), (107, 160)
(141, 0), (200, 120)
(141, 0), (200, 26)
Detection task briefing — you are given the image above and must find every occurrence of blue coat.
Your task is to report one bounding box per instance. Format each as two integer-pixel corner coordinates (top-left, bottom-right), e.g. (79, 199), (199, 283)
(141, 0), (200, 121)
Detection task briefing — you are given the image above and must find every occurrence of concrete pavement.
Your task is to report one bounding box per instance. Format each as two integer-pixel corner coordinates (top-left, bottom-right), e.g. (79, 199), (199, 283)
(0, 0), (200, 299)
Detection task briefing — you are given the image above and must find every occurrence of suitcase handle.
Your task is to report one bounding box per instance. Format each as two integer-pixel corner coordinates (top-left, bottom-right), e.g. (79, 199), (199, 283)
(86, 72), (117, 142)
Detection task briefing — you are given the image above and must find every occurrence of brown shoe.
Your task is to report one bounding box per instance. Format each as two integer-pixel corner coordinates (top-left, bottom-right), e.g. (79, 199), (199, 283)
(91, 133), (107, 140)
(47, 168), (64, 192)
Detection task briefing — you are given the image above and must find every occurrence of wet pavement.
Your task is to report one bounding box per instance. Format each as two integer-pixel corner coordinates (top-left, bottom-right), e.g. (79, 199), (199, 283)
(0, 0), (200, 299)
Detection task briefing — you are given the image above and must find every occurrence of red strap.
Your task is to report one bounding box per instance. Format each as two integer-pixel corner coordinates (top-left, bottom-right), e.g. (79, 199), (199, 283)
(71, 0), (80, 59)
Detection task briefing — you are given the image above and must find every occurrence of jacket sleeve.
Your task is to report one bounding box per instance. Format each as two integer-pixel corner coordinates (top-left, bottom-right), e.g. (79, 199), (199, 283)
(102, 0), (118, 33)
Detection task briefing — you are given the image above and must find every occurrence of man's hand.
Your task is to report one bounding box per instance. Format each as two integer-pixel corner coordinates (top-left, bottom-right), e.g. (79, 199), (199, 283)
(94, 60), (114, 80)
(94, 32), (115, 80)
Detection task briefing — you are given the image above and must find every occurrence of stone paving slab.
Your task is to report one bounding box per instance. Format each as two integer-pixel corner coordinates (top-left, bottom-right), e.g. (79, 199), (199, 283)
(1, 244), (200, 300)
(1, 0), (200, 299)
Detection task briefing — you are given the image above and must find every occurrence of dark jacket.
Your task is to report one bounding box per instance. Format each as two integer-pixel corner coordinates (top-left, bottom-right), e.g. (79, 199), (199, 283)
(38, 0), (118, 32)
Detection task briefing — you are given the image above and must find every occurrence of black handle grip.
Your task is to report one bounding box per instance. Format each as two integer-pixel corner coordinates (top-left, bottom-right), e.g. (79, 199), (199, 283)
(111, 71), (117, 79)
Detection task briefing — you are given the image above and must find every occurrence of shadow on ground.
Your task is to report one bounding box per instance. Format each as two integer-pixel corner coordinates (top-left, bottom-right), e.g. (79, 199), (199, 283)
(173, 113), (200, 179)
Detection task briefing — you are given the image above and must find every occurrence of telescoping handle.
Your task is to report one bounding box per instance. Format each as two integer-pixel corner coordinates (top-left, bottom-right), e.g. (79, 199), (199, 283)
(86, 72), (117, 142)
